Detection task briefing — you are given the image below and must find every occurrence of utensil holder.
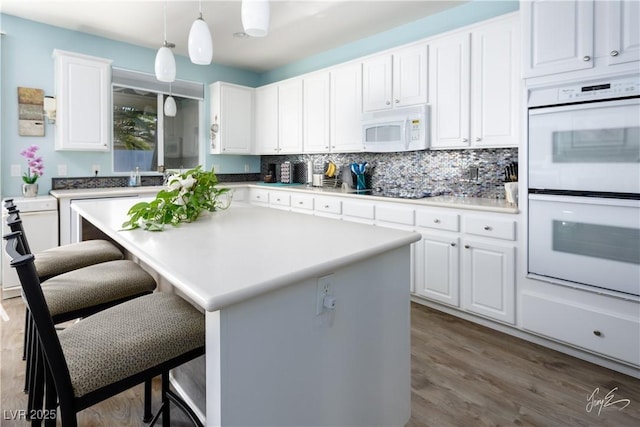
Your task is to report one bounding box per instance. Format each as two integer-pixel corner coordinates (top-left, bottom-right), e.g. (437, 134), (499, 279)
(504, 182), (518, 205)
(356, 174), (366, 191)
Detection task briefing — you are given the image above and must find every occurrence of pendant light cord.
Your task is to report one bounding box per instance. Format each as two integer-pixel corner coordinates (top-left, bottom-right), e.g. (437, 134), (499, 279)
(163, 1), (168, 42)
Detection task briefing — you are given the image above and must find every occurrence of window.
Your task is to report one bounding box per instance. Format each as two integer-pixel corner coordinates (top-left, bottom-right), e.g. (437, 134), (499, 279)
(112, 69), (204, 173)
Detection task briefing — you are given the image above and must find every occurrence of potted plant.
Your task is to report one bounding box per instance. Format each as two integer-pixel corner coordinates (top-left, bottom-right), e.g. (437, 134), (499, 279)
(20, 145), (44, 197)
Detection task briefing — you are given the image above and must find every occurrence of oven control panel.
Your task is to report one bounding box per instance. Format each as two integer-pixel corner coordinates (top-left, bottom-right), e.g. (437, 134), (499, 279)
(558, 77), (639, 101)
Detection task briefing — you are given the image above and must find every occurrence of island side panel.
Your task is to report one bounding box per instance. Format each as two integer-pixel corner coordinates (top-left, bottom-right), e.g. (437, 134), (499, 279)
(217, 246), (411, 427)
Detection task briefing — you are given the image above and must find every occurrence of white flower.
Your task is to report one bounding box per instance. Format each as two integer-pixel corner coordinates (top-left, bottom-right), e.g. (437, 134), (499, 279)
(167, 175), (182, 191)
(180, 174), (196, 190)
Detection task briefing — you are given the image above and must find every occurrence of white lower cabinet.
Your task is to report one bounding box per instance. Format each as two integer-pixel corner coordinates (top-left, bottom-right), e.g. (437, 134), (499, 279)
(414, 232), (460, 306)
(290, 193), (314, 214)
(269, 191), (291, 211)
(521, 291), (640, 366)
(461, 237), (515, 324)
(249, 188), (269, 206)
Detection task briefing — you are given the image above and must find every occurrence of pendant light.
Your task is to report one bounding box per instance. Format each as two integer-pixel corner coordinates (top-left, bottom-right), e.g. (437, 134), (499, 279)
(188, 0), (213, 65)
(241, 0), (270, 37)
(164, 84), (177, 117)
(155, 2), (176, 82)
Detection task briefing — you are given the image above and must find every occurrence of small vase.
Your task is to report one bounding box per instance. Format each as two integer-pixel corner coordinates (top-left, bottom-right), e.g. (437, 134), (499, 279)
(356, 174), (367, 191)
(22, 183), (38, 198)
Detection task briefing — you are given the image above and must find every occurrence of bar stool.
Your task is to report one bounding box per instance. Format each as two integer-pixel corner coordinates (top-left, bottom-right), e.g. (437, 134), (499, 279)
(4, 208), (156, 419)
(5, 231), (205, 427)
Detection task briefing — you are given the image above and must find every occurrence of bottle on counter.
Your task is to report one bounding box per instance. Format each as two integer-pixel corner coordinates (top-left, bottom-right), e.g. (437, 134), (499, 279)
(129, 167), (141, 187)
(135, 166), (141, 187)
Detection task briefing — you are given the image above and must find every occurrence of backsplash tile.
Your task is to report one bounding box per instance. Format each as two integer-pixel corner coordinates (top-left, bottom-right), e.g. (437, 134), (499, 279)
(262, 148), (518, 199)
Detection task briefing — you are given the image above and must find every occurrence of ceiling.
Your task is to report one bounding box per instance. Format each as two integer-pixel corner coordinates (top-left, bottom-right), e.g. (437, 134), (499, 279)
(1, 0), (467, 72)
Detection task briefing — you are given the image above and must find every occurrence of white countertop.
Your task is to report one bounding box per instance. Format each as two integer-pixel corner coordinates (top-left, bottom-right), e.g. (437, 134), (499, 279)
(51, 181), (518, 213)
(247, 183), (520, 214)
(50, 185), (167, 199)
(72, 198), (420, 312)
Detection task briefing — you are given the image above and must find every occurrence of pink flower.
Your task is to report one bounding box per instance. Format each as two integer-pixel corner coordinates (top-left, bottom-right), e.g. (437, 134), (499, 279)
(20, 145), (44, 184)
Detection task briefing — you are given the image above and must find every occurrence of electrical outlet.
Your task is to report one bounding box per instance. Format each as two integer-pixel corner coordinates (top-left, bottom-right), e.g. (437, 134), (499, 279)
(244, 164), (251, 173)
(213, 164), (221, 173)
(316, 274), (334, 315)
(10, 164), (21, 177)
(57, 164), (68, 176)
(92, 164), (100, 176)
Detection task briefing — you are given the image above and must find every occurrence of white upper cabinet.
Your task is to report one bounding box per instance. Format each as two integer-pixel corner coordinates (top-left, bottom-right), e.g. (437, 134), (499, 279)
(522, 0), (594, 78)
(606, 0), (640, 66)
(209, 82), (254, 155)
(362, 44), (427, 112)
(303, 72), (331, 153)
(471, 16), (520, 148)
(255, 85), (278, 154)
(523, 0), (639, 79)
(429, 14), (519, 149)
(428, 32), (471, 149)
(277, 79), (304, 154)
(330, 62), (364, 153)
(53, 50), (112, 151)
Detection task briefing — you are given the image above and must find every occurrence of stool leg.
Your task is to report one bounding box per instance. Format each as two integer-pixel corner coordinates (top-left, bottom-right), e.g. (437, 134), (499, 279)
(23, 308), (29, 360)
(162, 372), (170, 427)
(24, 313), (34, 393)
(143, 379), (152, 422)
(44, 367), (57, 427)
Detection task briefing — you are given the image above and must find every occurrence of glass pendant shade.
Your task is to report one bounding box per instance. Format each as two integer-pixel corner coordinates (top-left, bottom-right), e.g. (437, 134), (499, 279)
(241, 0), (270, 37)
(164, 95), (177, 117)
(155, 45), (176, 82)
(188, 17), (213, 65)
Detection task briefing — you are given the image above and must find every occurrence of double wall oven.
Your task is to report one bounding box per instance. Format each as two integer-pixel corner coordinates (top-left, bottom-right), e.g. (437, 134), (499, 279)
(527, 75), (640, 297)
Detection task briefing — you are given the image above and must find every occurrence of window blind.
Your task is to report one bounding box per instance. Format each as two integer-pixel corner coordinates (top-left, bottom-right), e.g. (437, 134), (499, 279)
(112, 68), (204, 100)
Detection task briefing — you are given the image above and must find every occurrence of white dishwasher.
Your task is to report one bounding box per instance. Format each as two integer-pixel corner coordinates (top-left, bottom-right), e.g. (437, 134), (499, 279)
(2, 196), (59, 299)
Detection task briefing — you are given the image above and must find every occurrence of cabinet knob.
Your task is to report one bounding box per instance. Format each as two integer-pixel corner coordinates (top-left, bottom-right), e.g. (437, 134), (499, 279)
(610, 50), (619, 57)
(483, 225), (492, 231)
(464, 245), (470, 249)
(394, 99), (400, 104)
(593, 330), (602, 337)
(385, 101), (391, 105)
(462, 138), (468, 142)
(324, 205), (330, 209)
(475, 137), (482, 142)
(582, 55), (591, 62)
(276, 198), (281, 202)
(298, 201), (304, 205)
(433, 219), (440, 224)
(450, 242), (456, 247)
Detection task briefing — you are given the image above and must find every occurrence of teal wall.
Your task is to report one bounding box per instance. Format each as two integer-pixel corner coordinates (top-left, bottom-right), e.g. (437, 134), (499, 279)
(0, 14), (262, 197)
(0, 0), (518, 197)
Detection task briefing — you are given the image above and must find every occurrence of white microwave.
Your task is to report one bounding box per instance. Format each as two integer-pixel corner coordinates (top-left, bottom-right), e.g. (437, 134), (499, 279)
(362, 104), (429, 152)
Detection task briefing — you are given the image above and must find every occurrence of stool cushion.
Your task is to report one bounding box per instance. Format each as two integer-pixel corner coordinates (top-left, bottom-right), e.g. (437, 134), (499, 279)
(43, 260), (156, 317)
(58, 292), (205, 398)
(35, 240), (123, 280)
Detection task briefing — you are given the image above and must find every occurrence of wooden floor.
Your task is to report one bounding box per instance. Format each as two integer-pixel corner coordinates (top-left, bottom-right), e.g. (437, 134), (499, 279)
(1, 297), (639, 426)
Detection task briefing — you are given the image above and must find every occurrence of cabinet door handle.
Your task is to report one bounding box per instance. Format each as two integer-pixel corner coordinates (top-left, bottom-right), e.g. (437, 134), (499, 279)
(583, 55), (591, 62)
(385, 101), (391, 105)
(462, 138), (468, 142)
(433, 219), (440, 224)
(298, 201), (304, 205)
(464, 245), (470, 249)
(593, 330), (602, 337)
(450, 242), (456, 247)
(610, 50), (619, 57)
(483, 225), (492, 231)
(475, 137), (482, 142)
(394, 99), (400, 104)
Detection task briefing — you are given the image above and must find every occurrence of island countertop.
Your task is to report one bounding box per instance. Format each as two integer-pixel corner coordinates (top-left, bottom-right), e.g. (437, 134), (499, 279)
(72, 198), (421, 312)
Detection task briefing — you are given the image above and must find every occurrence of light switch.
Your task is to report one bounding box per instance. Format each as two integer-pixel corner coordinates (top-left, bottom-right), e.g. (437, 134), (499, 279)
(10, 164), (21, 177)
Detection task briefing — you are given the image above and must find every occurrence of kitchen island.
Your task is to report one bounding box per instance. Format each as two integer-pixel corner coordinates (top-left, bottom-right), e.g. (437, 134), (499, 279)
(72, 198), (421, 427)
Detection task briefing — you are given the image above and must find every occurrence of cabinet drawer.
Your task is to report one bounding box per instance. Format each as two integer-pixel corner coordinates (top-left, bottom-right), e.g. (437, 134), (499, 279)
(342, 200), (375, 219)
(416, 209), (459, 232)
(315, 196), (342, 215)
(464, 216), (515, 240)
(521, 292), (640, 366)
(249, 189), (269, 204)
(290, 194), (314, 210)
(269, 191), (291, 207)
(376, 204), (414, 226)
